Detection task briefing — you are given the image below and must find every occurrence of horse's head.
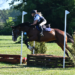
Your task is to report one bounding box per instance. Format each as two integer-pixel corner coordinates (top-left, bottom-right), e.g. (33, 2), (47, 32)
(11, 26), (20, 41)
(11, 22), (31, 41)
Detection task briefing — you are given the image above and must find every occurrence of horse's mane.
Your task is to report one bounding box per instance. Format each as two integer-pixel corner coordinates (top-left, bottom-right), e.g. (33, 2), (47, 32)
(14, 22), (31, 28)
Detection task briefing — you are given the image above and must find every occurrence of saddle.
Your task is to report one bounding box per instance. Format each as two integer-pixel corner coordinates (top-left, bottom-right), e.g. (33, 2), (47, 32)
(36, 24), (51, 32)
(42, 24), (51, 28)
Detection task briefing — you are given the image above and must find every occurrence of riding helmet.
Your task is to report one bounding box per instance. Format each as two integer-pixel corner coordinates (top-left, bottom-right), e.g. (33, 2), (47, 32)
(31, 10), (37, 14)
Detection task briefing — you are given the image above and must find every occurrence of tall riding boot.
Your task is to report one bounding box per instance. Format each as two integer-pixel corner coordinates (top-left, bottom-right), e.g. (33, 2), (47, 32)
(39, 26), (44, 36)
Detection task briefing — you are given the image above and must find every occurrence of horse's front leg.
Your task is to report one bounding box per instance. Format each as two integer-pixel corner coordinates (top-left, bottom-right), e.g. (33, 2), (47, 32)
(24, 36), (37, 51)
(24, 39), (34, 51)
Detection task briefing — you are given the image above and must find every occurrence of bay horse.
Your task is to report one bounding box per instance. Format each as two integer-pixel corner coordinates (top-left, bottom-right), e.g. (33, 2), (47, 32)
(11, 22), (74, 57)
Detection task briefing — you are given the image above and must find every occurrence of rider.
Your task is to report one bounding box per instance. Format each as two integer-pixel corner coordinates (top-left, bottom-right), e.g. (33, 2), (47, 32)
(31, 10), (47, 36)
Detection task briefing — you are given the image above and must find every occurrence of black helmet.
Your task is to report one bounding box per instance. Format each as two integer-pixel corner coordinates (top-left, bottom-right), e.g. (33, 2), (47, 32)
(31, 10), (37, 14)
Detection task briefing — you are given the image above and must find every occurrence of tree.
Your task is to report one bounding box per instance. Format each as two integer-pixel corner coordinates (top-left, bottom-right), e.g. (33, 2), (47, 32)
(0, 8), (21, 35)
(3, 17), (15, 35)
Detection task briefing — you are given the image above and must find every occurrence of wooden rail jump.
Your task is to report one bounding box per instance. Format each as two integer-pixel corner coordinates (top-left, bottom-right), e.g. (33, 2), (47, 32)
(27, 54), (74, 68)
(0, 54), (21, 64)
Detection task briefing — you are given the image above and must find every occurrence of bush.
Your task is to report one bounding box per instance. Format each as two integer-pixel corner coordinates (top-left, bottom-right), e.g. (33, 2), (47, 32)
(16, 35), (27, 43)
(29, 41), (47, 54)
(69, 32), (75, 65)
(71, 32), (75, 56)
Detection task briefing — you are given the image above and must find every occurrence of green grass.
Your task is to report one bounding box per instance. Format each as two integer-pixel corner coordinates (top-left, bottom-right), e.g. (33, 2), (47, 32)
(0, 35), (75, 75)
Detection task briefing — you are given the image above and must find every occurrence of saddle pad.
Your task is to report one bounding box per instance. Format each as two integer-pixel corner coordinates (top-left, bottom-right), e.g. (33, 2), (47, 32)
(36, 25), (51, 31)
(43, 28), (51, 31)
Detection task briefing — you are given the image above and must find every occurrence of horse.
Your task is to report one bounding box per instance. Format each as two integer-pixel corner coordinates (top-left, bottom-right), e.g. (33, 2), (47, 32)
(11, 22), (74, 57)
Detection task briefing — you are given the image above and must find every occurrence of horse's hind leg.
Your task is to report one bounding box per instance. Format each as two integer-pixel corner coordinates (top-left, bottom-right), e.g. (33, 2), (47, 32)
(66, 44), (72, 54)
(56, 42), (69, 57)
(66, 44), (75, 59)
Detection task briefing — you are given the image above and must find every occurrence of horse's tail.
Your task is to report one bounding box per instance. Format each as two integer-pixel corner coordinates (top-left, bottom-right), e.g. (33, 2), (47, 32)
(66, 33), (74, 44)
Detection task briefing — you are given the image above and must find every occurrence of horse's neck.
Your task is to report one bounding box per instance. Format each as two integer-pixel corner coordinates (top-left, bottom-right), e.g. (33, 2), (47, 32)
(19, 26), (38, 37)
(20, 26), (30, 32)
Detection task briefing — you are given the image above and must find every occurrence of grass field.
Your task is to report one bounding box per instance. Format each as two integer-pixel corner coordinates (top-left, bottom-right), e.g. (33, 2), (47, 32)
(0, 35), (75, 75)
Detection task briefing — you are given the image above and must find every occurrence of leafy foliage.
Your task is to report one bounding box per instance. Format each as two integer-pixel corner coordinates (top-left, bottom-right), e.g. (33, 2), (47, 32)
(0, 8), (21, 23)
(4, 17), (15, 35)
(0, 17), (15, 35)
(29, 41), (47, 54)
(0, 8), (21, 35)
(70, 32), (75, 56)
(16, 35), (27, 43)
(68, 32), (75, 65)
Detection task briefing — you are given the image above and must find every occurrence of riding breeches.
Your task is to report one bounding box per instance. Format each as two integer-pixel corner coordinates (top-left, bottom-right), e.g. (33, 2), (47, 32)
(39, 20), (47, 26)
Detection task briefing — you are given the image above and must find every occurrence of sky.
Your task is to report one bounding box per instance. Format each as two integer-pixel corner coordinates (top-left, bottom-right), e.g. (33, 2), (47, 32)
(0, 0), (21, 10)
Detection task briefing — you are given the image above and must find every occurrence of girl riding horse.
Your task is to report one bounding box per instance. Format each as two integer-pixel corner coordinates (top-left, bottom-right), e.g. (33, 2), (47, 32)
(31, 10), (47, 36)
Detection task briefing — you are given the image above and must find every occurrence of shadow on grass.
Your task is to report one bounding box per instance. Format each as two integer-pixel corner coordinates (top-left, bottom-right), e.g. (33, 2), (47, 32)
(0, 63), (73, 70)
(0, 45), (20, 47)
(0, 39), (12, 41)
(25, 65), (74, 70)
(0, 63), (24, 69)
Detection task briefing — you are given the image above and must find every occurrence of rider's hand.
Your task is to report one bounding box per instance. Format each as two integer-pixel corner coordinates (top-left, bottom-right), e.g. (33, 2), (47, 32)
(31, 20), (38, 25)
